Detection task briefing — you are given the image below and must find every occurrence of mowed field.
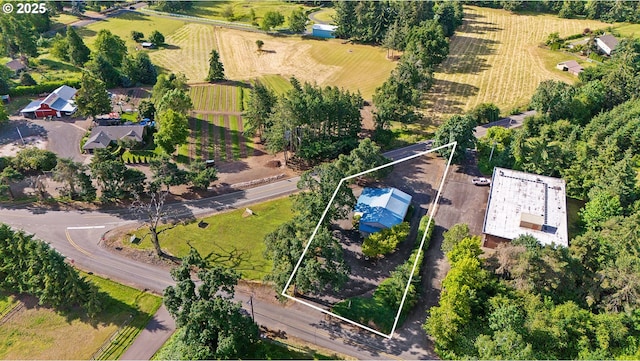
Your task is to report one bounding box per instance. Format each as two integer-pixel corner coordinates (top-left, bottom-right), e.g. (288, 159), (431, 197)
(423, 6), (611, 122)
(215, 27), (394, 99)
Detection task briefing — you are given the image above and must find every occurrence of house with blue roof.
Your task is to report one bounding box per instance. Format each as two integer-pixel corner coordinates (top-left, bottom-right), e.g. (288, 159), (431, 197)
(354, 187), (412, 234)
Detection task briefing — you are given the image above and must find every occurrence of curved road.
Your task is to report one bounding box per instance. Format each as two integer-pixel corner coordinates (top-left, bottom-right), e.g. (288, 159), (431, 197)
(0, 142), (435, 360)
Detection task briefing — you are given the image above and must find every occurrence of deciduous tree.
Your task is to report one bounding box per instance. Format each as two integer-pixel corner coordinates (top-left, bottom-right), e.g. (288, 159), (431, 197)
(433, 114), (476, 164)
(260, 11), (284, 31)
(164, 250), (259, 359)
(76, 72), (111, 120)
(94, 29), (127, 67)
(149, 30), (165, 45)
(155, 109), (189, 154)
(288, 7), (307, 33)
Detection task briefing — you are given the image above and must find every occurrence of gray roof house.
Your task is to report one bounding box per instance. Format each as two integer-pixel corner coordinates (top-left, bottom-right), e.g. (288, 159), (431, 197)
(596, 34), (619, 56)
(83, 125), (147, 151)
(5, 59), (27, 74)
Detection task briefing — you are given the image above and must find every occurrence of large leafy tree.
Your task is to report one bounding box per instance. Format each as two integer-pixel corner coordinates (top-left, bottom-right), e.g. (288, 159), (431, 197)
(260, 11), (284, 31)
(164, 250), (259, 359)
(188, 161), (218, 191)
(433, 114), (476, 164)
(94, 29), (127, 67)
(53, 158), (95, 201)
(149, 155), (189, 192)
(205, 49), (225, 83)
(76, 72), (112, 120)
(85, 53), (121, 88)
(122, 52), (158, 86)
(288, 7), (307, 33)
(157, 88), (193, 115)
(89, 149), (128, 202)
(0, 102), (8, 127)
(155, 109), (189, 154)
(0, 16), (38, 59)
(148, 30), (165, 45)
(66, 26), (90, 66)
(530, 80), (576, 121)
(152, 73), (188, 103)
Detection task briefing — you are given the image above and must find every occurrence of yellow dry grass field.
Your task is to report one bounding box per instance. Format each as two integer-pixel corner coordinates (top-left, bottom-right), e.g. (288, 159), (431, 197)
(149, 23), (218, 83)
(152, 26), (394, 99)
(0, 304), (116, 359)
(423, 6), (611, 122)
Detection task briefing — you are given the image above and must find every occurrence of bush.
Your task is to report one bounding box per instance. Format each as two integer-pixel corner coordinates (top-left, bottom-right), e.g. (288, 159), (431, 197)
(470, 103), (500, 124)
(20, 73), (37, 86)
(9, 79), (81, 97)
(417, 214), (435, 249)
(13, 148), (57, 172)
(362, 222), (410, 258)
(352, 214), (361, 229)
(131, 30), (144, 42)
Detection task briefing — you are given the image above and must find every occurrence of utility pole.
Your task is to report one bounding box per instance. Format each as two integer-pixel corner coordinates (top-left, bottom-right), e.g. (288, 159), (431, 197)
(249, 295), (255, 322)
(489, 141), (497, 162)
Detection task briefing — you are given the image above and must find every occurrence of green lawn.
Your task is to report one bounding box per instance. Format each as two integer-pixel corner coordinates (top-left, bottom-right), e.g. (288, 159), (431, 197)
(157, 1), (314, 28)
(615, 23), (640, 38)
(3, 97), (32, 116)
(259, 74), (293, 96)
(0, 291), (18, 319)
(78, 12), (186, 50)
(0, 275), (161, 360)
(333, 297), (394, 335)
(311, 8), (336, 24)
(29, 53), (82, 84)
(127, 197), (294, 280)
(218, 116), (227, 161)
(207, 115), (216, 159)
(229, 115), (241, 160)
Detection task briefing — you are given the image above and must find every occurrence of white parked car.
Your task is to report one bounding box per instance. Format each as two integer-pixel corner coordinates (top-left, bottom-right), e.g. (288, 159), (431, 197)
(472, 177), (491, 186)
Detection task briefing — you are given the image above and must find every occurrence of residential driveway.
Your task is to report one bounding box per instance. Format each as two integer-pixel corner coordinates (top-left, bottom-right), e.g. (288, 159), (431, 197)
(475, 110), (536, 138)
(120, 304), (176, 360)
(28, 117), (91, 163)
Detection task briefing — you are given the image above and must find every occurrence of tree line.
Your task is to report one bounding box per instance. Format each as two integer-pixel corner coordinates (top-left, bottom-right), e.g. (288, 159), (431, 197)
(425, 38), (640, 361)
(244, 77), (364, 166)
(0, 224), (104, 317)
(469, 0), (640, 23)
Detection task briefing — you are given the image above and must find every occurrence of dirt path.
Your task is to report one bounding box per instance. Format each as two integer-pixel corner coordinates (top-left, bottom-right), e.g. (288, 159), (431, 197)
(189, 110), (243, 115)
(223, 115), (233, 161)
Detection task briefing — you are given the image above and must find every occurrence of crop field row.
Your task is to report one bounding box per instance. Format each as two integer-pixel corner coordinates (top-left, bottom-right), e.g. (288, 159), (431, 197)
(180, 113), (250, 164)
(189, 84), (243, 112)
(422, 6), (610, 123)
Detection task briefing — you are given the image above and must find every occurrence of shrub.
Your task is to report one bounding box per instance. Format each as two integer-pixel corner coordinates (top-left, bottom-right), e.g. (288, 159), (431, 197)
(20, 73), (37, 86)
(352, 214), (361, 229)
(362, 222), (410, 258)
(469, 103), (500, 124)
(13, 148), (57, 172)
(9, 79), (81, 97)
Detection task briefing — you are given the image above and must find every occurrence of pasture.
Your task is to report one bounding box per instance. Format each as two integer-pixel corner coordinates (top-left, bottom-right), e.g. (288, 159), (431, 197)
(125, 196), (294, 280)
(78, 12), (186, 50)
(215, 27), (394, 99)
(422, 6), (611, 123)
(0, 275), (161, 360)
(166, 1), (314, 28)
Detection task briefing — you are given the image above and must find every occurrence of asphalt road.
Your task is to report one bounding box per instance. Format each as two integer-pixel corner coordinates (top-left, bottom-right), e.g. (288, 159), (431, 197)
(474, 110), (535, 138)
(0, 143), (438, 360)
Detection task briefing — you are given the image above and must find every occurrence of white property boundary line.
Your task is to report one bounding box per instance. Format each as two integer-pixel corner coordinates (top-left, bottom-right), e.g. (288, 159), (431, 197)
(282, 141), (458, 339)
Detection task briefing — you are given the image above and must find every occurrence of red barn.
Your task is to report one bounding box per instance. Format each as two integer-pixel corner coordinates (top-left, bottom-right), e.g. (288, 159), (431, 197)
(20, 85), (78, 118)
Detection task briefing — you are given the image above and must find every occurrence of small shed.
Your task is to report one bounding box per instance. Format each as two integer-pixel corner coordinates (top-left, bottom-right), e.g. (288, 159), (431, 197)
(312, 24), (338, 39)
(141, 42), (155, 49)
(556, 60), (584, 76)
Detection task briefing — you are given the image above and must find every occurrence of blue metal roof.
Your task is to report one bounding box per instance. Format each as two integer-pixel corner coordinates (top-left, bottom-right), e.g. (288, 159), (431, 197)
(354, 187), (412, 233)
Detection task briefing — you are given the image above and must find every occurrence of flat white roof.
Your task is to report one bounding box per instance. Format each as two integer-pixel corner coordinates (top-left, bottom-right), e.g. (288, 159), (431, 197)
(483, 167), (568, 247)
(312, 24), (337, 31)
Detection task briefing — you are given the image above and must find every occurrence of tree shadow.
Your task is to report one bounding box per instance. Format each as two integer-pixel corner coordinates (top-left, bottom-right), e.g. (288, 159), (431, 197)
(216, 159), (250, 173)
(441, 36), (499, 75)
(75, 28), (97, 38)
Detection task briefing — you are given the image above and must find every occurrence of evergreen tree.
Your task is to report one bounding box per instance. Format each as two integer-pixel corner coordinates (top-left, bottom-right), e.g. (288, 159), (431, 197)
(66, 26), (90, 66)
(205, 49), (225, 82)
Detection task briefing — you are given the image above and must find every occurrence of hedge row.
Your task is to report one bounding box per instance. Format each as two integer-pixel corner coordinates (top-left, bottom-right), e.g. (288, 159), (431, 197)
(8, 79), (81, 97)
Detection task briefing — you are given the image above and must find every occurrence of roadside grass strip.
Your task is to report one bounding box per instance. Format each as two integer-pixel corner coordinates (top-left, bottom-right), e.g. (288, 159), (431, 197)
(283, 142), (457, 338)
(126, 197), (294, 280)
(229, 115), (241, 160)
